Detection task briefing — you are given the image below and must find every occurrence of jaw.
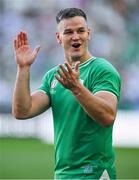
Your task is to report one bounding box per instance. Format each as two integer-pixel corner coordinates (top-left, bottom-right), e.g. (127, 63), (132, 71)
(65, 50), (82, 62)
(70, 46), (83, 60)
(71, 55), (81, 62)
(64, 44), (91, 63)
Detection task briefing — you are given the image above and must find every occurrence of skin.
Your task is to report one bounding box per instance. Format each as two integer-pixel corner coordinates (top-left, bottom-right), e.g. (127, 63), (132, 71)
(13, 16), (118, 127)
(56, 16), (92, 65)
(13, 32), (50, 119)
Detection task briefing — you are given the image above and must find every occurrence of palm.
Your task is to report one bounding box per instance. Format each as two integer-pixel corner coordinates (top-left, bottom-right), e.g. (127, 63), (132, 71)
(55, 61), (80, 90)
(14, 32), (40, 67)
(16, 45), (36, 66)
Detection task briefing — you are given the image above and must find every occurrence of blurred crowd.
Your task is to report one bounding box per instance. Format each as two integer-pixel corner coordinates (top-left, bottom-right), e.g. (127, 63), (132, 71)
(0, 0), (139, 112)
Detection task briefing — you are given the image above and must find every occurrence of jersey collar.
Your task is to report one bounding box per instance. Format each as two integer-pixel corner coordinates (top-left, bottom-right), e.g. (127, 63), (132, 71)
(79, 56), (96, 68)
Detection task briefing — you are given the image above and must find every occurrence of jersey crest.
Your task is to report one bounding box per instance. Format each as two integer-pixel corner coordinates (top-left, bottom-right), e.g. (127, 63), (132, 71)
(51, 79), (58, 89)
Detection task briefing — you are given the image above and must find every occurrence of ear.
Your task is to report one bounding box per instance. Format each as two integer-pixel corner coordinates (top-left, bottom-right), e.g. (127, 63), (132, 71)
(87, 28), (91, 40)
(56, 32), (62, 44)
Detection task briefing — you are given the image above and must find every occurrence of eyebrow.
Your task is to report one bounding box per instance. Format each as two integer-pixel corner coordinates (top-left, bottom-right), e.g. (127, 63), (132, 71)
(64, 27), (86, 31)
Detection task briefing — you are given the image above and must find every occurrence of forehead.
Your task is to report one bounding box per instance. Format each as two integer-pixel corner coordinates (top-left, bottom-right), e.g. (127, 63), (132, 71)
(58, 16), (88, 31)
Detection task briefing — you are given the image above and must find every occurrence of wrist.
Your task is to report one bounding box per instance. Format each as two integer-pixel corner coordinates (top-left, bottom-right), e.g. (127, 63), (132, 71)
(18, 64), (30, 70)
(71, 82), (82, 97)
(72, 91), (81, 97)
(17, 65), (31, 75)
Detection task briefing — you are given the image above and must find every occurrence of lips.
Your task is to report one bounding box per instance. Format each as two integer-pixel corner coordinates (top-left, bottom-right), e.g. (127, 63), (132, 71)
(71, 43), (81, 48)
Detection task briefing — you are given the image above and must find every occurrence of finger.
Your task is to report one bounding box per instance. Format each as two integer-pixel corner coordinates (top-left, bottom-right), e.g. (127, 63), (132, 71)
(65, 62), (72, 74)
(22, 31), (28, 45)
(20, 31), (26, 45)
(17, 33), (21, 48)
(59, 64), (69, 77)
(55, 75), (65, 86)
(57, 69), (66, 80)
(20, 31), (25, 45)
(74, 61), (80, 72)
(13, 39), (18, 50)
(33, 46), (41, 57)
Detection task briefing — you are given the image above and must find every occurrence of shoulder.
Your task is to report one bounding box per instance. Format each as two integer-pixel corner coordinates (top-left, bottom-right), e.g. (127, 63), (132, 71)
(93, 57), (121, 78)
(84, 57), (118, 72)
(42, 65), (59, 80)
(44, 65), (59, 76)
(92, 58), (121, 100)
(94, 57), (116, 69)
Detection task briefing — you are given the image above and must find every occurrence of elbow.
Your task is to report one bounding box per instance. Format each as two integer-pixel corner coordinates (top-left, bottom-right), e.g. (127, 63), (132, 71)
(12, 110), (24, 120)
(101, 114), (115, 127)
(12, 113), (23, 120)
(12, 107), (28, 120)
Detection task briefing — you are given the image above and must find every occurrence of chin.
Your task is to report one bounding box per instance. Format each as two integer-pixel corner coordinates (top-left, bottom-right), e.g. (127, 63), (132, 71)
(71, 53), (82, 61)
(71, 56), (80, 62)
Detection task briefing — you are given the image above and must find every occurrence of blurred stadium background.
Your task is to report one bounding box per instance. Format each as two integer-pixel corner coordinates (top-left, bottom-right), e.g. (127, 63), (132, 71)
(0, 0), (139, 179)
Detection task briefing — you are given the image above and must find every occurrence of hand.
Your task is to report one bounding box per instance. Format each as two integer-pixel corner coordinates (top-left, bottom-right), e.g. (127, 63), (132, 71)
(55, 61), (80, 91)
(13, 31), (40, 67)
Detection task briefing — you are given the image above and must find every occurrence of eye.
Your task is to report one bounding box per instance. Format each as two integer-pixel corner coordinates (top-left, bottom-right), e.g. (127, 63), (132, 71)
(78, 28), (85, 33)
(63, 30), (73, 35)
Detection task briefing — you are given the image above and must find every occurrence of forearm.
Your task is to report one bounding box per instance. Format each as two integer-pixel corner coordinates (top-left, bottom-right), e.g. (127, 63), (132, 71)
(55, 62), (117, 126)
(71, 83), (116, 127)
(12, 66), (31, 118)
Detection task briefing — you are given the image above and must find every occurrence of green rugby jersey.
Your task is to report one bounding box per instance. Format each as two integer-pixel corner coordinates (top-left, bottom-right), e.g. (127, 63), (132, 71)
(39, 57), (121, 179)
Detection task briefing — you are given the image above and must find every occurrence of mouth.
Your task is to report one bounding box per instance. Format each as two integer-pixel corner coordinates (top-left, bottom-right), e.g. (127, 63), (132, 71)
(71, 43), (81, 48)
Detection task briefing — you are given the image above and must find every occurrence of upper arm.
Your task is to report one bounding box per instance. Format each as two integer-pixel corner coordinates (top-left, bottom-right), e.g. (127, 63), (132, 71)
(94, 91), (118, 116)
(92, 60), (121, 102)
(27, 90), (50, 119)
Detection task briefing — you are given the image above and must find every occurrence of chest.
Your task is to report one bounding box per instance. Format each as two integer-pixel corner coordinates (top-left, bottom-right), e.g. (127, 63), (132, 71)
(51, 70), (93, 102)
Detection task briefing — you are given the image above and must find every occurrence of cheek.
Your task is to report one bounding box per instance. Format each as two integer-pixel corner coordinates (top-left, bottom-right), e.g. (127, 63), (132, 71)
(62, 39), (70, 49)
(83, 37), (89, 45)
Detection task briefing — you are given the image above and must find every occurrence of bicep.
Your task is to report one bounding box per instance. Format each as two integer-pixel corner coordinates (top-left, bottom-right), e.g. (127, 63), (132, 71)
(28, 90), (50, 118)
(94, 91), (118, 113)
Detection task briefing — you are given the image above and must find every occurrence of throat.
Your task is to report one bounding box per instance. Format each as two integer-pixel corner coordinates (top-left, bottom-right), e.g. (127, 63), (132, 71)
(65, 53), (92, 66)
(71, 55), (81, 62)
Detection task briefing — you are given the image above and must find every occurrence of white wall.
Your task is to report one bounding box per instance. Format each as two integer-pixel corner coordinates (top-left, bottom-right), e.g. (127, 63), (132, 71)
(113, 110), (139, 147)
(0, 110), (139, 147)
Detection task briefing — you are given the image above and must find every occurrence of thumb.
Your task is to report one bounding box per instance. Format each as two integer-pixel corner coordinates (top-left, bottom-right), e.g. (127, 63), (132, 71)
(33, 45), (41, 57)
(74, 61), (80, 72)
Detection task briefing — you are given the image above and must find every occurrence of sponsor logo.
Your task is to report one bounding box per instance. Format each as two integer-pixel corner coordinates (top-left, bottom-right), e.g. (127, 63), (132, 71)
(100, 169), (110, 180)
(82, 165), (93, 174)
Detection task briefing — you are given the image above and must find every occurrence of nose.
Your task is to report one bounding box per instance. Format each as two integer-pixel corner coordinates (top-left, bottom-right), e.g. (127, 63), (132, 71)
(72, 32), (79, 41)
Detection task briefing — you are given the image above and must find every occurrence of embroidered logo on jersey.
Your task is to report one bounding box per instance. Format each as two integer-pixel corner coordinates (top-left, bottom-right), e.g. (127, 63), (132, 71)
(50, 79), (58, 94)
(82, 165), (93, 174)
(51, 79), (58, 89)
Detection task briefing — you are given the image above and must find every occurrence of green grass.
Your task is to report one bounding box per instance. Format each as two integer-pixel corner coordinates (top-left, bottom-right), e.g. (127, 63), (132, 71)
(115, 147), (139, 179)
(0, 138), (139, 179)
(0, 138), (54, 179)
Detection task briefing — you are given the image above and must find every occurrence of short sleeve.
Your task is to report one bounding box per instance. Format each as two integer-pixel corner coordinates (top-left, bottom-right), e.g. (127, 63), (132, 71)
(38, 72), (51, 98)
(92, 62), (121, 101)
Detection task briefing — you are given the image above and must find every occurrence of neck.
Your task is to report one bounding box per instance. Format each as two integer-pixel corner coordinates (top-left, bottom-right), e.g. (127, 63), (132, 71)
(65, 53), (92, 66)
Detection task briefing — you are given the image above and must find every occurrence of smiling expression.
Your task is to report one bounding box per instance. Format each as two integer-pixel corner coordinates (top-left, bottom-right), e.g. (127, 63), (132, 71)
(56, 16), (91, 63)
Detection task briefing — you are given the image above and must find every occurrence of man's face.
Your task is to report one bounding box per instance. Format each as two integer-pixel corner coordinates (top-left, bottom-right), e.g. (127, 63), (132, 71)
(56, 16), (91, 61)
